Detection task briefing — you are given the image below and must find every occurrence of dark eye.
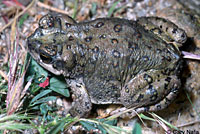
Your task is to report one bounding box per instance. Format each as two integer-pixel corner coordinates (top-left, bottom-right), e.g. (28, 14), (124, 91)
(39, 50), (52, 64)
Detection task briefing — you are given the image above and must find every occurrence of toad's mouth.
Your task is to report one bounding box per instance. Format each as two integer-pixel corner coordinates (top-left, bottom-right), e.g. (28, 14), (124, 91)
(27, 49), (64, 76)
(37, 61), (64, 75)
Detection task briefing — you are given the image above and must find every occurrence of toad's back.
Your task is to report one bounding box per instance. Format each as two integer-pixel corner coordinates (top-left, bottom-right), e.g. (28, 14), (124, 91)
(60, 18), (181, 104)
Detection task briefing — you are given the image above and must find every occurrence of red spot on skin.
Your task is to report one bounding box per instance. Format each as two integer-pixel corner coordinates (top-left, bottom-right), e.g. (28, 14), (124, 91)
(39, 77), (49, 88)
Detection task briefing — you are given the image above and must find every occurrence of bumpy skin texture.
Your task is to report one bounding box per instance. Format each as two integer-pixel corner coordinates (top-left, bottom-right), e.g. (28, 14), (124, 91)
(27, 14), (187, 118)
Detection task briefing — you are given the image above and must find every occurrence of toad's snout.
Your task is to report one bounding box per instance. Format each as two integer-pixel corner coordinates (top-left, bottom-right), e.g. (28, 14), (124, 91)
(27, 28), (43, 49)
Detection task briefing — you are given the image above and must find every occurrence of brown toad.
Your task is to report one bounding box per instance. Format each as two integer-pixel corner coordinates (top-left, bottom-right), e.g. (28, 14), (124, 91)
(27, 14), (187, 118)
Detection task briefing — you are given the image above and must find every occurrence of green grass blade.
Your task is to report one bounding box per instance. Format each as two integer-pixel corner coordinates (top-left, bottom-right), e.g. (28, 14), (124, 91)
(31, 96), (56, 106)
(30, 89), (52, 105)
(132, 122), (142, 134)
(107, 0), (121, 17)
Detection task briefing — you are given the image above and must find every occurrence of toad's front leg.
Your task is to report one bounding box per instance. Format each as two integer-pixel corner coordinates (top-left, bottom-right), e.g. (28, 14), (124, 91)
(66, 78), (92, 117)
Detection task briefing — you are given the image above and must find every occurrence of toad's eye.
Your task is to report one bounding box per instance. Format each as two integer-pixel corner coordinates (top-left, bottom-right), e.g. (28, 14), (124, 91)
(39, 50), (52, 64)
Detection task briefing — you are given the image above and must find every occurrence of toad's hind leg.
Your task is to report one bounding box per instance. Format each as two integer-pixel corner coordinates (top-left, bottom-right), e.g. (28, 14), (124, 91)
(67, 79), (92, 117)
(118, 70), (181, 118)
(114, 87), (179, 119)
(137, 16), (187, 47)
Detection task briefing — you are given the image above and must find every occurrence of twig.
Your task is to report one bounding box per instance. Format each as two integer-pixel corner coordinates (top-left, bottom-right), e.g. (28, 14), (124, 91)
(182, 51), (200, 60)
(0, 0), (36, 33)
(37, 1), (69, 15)
(177, 120), (200, 128)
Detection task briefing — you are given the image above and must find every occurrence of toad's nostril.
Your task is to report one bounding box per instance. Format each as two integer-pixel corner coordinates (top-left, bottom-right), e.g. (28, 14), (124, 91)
(34, 28), (43, 38)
